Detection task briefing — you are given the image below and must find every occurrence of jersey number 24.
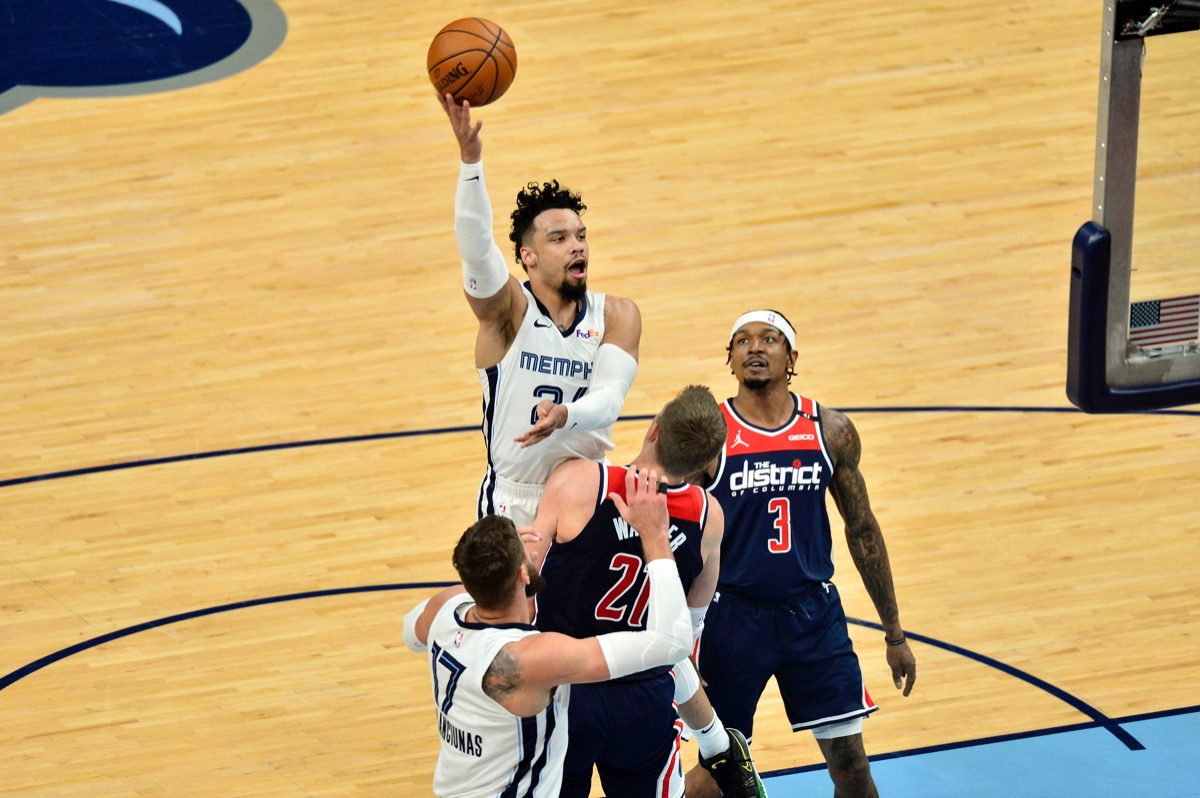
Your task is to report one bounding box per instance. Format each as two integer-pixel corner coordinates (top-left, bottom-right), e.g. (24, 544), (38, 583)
(531, 385), (589, 424)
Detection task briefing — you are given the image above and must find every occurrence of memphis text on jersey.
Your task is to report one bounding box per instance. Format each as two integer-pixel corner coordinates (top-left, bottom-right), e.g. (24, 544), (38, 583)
(439, 711), (484, 758)
(729, 458), (823, 495)
(519, 350), (593, 380)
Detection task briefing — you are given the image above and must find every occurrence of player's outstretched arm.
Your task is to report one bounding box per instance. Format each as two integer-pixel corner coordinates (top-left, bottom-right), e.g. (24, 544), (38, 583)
(514, 298), (640, 447)
(824, 407), (916, 696)
(487, 558), (688, 715)
(438, 92), (524, 358)
(401, 584), (468, 653)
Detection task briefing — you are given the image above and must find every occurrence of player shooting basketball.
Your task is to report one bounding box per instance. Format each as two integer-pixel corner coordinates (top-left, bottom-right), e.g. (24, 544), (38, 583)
(437, 92), (642, 528)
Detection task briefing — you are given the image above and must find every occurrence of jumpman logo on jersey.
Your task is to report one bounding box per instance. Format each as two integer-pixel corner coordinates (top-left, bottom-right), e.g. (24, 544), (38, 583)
(732, 430), (749, 449)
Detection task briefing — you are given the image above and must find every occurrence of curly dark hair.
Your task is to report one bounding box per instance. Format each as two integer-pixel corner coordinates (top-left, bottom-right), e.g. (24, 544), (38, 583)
(725, 308), (797, 383)
(508, 180), (587, 269)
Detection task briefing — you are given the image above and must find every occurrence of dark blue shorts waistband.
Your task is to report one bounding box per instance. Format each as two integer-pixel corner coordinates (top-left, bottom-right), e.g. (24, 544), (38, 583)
(717, 581), (833, 608)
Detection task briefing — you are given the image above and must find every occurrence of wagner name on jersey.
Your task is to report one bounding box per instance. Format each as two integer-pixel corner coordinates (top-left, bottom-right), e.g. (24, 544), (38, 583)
(478, 284), (614, 490)
(426, 596), (569, 798)
(535, 464), (708, 681)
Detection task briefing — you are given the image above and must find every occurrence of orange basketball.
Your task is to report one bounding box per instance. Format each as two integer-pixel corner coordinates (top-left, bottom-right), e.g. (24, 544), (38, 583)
(427, 18), (517, 107)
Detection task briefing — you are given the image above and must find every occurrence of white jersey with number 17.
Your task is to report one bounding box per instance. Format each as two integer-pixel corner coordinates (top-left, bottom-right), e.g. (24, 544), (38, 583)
(428, 596), (570, 798)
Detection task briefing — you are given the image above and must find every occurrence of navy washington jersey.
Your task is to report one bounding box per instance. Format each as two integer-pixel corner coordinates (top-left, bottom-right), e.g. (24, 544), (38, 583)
(536, 464), (709, 680)
(708, 394), (835, 601)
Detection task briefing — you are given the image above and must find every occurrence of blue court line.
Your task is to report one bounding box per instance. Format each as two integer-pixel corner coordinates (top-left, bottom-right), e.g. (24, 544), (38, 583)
(762, 707), (1200, 798)
(846, 618), (1144, 750)
(6, 583), (1198, 796)
(0, 426), (478, 489)
(2, 405), (1197, 491)
(0, 582), (458, 693)
(765, 704), (1200, 779)
(0, 580), (1160, 757)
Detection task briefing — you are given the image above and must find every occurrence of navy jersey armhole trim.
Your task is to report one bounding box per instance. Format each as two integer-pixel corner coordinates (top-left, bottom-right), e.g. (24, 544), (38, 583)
(594, 462), (608, 510)
(812, 400), (836, 473)
(726, 394), (801, 433)
(455, 603), (537, 632)
(524, 281), (588, 337)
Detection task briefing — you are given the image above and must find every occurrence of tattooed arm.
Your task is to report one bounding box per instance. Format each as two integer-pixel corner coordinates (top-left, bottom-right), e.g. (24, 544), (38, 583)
(823, 407), (917, 696)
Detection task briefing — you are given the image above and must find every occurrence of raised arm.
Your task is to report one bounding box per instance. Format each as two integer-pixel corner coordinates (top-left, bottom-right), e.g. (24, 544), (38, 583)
(485, 467), (691, 716)
(515, 296), (640, 447)
(823, 407), (916, 696)
(437, 93), (526, 363)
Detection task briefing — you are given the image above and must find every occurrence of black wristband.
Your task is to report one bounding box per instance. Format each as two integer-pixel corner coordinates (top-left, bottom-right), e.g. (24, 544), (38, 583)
(885, 635), (906, 647)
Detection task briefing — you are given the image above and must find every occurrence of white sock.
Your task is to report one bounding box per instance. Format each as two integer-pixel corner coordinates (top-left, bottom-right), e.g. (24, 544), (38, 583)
(693, 713), (732, 759)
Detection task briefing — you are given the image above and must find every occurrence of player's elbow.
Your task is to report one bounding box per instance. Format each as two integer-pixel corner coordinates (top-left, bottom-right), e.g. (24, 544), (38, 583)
(661, 612), (693, 664)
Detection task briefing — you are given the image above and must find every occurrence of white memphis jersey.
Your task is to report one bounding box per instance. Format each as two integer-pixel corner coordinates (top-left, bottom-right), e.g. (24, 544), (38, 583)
(478, 284), (614, 488)
(427, 596), (570, 798)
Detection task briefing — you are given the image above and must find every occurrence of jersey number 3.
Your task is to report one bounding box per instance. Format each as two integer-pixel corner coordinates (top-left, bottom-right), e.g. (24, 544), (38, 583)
(767, 497), (791, 554)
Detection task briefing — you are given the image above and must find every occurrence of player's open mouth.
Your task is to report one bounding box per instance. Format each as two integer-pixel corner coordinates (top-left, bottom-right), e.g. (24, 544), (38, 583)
(744, 358), (768, 369)
(568, 260), (587, 277)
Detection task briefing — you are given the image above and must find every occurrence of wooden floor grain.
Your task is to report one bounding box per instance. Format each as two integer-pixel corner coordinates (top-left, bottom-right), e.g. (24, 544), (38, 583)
(2, 0), (1198, 794)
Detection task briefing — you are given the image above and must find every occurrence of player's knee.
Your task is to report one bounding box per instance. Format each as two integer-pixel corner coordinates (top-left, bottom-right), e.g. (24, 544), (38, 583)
(823, 734), (872, 782)
(829, 749), (871, 779)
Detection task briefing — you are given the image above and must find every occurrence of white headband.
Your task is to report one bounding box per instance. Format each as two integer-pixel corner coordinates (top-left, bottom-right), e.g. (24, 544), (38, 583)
(729, 310), (796, 349)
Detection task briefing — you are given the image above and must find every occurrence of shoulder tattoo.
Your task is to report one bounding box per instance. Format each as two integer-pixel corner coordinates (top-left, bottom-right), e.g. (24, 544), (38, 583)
(483, 646), (522, 701)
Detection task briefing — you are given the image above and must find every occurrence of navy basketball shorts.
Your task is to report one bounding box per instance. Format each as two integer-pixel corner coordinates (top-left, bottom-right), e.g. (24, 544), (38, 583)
(559, 673), (685, 798)
(697, 582), (877, 740)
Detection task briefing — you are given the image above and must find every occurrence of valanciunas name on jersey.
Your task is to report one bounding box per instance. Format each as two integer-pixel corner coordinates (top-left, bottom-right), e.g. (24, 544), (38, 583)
(439, 712), (484, 758)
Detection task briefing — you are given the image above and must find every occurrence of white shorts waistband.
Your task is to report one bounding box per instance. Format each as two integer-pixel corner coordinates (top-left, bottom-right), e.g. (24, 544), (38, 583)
(492, 474), (546, 501)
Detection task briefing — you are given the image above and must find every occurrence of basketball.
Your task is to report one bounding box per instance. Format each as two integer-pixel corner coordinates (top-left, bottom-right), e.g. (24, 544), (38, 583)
(427, 18), (517, 107)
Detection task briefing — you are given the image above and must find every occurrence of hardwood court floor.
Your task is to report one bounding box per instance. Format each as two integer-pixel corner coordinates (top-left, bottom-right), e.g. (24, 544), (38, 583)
(2, 0), (1198, 795)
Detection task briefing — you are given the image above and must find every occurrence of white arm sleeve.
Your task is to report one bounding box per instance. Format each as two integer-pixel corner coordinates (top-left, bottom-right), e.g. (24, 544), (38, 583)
(402, 599), (431, 653)
(455, 160), (511, 299)
(563, 343), (638, 431)
(597, 559), (691, 679)
(672, 656), (703, 704)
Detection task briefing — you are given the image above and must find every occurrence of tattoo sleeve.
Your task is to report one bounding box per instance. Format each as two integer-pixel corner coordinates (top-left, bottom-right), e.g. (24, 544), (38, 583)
(482, 647), (522, 702)
(825, 410), (903, 635)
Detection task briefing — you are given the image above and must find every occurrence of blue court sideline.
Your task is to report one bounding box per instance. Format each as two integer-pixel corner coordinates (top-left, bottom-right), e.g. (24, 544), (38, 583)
(763, 706), (1200, 797)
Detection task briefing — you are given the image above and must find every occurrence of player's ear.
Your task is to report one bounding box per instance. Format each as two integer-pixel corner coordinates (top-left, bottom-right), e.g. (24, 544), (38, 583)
(519, 246), (536, 270)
